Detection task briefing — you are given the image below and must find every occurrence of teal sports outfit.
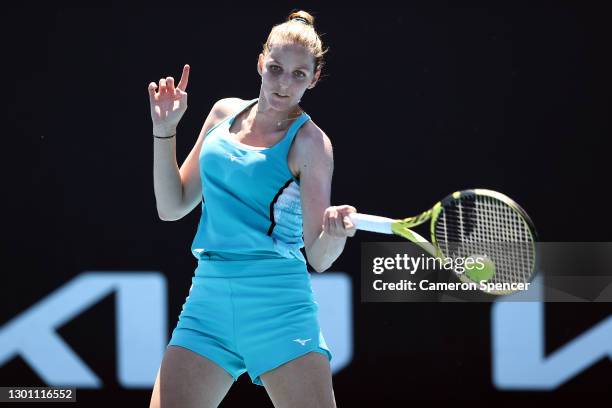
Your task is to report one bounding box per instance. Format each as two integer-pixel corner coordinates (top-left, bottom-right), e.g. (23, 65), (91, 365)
(168, 98), (332, 386)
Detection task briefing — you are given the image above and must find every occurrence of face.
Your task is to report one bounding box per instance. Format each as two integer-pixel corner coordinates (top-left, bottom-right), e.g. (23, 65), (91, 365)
(258, 42), (320, 109)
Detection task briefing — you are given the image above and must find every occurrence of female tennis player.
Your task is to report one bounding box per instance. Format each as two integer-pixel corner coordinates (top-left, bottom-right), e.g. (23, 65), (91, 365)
(148, 10), (354, 408)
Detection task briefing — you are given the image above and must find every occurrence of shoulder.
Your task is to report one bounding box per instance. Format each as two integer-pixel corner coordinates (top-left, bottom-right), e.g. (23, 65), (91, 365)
(294, 120), (333, 162)
(291, 120), (333, 180)
(210, 97), (245, 120)
(196, 98), (248, 142)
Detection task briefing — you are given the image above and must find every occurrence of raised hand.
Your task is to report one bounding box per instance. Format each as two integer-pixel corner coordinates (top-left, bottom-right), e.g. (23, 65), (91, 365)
(148, 64), (190, 137)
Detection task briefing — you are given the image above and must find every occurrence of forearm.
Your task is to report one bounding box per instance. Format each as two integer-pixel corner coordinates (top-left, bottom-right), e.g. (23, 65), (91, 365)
(306, 230), (347, 272)
(153, 133), (183, 220)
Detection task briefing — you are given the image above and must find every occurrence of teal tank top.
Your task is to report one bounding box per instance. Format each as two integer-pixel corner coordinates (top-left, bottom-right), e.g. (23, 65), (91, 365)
(190, 98), (310, 263)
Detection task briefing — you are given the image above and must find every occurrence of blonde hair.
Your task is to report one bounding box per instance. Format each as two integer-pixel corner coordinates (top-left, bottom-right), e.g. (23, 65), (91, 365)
(262, 10), (329, 77)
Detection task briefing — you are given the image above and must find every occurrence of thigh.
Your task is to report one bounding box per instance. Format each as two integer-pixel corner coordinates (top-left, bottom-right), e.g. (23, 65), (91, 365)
(149, 345), (234, 408)
(261, 351), (336, 408)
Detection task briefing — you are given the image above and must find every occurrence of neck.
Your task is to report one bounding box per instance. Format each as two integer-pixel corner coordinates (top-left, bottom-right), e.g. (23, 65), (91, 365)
(248, 97), (303, 134)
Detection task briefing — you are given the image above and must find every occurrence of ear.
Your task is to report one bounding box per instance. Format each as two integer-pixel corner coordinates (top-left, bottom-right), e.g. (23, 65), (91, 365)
(309, 68), (321, 89)
(257, 53), (264, 76)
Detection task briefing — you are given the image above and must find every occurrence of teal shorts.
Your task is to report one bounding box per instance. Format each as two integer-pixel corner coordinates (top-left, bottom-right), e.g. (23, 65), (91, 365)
(167, 253), (333, 386)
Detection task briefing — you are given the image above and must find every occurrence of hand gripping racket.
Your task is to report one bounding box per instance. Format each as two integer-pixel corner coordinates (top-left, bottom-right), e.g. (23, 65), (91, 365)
(348, 189), (538, 295)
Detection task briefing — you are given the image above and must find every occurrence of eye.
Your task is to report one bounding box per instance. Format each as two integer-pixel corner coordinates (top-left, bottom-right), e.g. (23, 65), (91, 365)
(269, 65), (281, 71)
(294, 71), (306, 78)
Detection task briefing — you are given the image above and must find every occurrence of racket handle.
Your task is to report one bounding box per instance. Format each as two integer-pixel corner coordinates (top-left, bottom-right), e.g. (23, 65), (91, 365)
(348, 213), (395, 235)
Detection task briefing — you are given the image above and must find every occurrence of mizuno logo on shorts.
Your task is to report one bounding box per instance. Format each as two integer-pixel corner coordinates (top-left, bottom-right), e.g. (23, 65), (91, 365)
(293, 338), (312, 346)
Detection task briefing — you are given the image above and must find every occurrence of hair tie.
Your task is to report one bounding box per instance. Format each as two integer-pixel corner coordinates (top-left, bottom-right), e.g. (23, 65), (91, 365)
(291, 16), (310, 25)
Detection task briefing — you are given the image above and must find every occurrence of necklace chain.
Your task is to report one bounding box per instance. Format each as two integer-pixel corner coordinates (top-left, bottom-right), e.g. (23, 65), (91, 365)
(255, 104), (303, 128)
(275, 111), (303, 127)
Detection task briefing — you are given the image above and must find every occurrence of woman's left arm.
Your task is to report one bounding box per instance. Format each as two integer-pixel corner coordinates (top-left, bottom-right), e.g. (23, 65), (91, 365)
(297, 127), (357, 273)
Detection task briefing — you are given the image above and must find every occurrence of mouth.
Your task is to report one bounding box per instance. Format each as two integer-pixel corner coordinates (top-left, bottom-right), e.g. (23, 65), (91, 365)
(273, 92), (289, 98)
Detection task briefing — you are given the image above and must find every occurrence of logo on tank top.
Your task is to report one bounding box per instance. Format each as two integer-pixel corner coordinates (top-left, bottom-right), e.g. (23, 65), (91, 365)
(293, 338), (312, 346)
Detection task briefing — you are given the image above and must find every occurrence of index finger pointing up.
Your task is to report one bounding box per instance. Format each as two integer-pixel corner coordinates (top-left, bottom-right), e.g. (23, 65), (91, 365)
(176, 64), (190, 91)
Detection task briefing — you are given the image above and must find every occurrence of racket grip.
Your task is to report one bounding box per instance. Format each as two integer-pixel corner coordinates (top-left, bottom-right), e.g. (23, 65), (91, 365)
(348, 213), (395, 235)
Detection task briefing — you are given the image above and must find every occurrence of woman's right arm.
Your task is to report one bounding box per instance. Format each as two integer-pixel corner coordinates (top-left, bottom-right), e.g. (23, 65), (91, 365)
(164, 98), (237, 221)
(149, 64), (236, 221)
(153, 97), (238, 221)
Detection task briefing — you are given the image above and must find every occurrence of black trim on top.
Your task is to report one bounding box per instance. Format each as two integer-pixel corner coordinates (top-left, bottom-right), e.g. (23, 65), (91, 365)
(267, 178), (295, 236)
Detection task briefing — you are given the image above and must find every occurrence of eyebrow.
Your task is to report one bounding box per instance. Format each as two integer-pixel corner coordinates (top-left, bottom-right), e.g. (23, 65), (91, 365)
(268, 59), (310, 71)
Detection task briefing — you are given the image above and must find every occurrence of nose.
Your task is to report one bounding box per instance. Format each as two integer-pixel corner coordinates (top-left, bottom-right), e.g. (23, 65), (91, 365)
(278, 72), (292, 90)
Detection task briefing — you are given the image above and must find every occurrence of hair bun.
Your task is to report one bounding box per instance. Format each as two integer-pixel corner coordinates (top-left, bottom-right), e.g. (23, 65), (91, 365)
(288, 11), (314, 26)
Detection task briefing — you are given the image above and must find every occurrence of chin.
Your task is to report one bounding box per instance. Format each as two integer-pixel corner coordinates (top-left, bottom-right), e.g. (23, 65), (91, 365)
(267, 93), (293, 108)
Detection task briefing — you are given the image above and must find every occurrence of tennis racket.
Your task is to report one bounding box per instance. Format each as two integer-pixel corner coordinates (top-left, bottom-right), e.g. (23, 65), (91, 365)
(349, 189), (537, 295)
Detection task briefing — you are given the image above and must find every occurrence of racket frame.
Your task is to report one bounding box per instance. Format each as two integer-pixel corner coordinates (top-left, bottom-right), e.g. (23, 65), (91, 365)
(351, 189), (538, 295)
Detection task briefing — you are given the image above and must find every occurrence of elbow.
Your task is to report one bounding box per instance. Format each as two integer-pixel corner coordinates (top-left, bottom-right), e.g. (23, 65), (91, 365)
(313, 263), (330, 273)
(158, 213), (175, 222)
(306, 251), (331, 273)
(157, 207), (183, 222)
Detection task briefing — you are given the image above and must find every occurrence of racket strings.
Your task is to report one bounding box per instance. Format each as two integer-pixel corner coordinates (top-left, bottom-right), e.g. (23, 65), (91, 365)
(434, 195), (535, 285)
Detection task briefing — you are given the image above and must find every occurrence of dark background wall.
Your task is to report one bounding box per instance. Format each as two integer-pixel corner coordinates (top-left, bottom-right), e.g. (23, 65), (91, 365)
(3, 3), (611, 406)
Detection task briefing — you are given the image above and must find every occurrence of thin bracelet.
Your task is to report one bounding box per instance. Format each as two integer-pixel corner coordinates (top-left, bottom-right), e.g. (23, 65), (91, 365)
(153, 134), (176, 139)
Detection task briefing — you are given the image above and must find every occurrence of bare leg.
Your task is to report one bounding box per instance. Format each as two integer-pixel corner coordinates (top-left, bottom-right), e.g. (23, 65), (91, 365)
(261, 351), (336, 408)
(149, 345), (234, 408)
